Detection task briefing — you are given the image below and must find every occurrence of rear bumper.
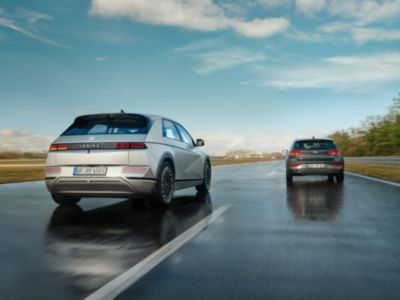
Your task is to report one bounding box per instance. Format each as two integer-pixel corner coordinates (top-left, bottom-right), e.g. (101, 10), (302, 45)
(287, 163), (344, 176)
(45, 176), (157, 197)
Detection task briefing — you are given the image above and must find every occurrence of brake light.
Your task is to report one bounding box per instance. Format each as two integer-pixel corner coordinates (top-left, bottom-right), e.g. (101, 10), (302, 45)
(116, 142), (130, 149)
(331, 164), (344, 168)
(328, 150), (341, 155)
(129, 142), (146, 149)
(290, 150), (303, 156)
(50, 142), (146, 151)
(122, 166), (149, 173)
(49, 144), (68, 151)
(45, 167), (61, 173)
(117, 142), (146, 149)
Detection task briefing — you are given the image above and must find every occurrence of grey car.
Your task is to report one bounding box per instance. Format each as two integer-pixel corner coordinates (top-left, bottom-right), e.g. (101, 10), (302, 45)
(285, 138), (344, 183)
(45, 113), (211, 207)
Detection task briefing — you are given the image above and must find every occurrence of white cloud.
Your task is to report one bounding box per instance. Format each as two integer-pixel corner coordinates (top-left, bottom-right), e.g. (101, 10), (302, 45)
(319, 22), (400, 43)
(89, 0), (289, 38)
(197, 129), (330, 155)
(232, 18), (290, 38)
(174, 39), (221, 52)
(287, 28), (322, 42)
(19, 9), (52, 24)
(319, 21), (351, 33)
(352, 27), (400, 43)
(0, 8), (64, 47)
(194, 47), (266, 74)
(328, 0), (400, 25)
(256, 0), (292, 8)
(265, 51), (400, 90)
(296, 0), (326, 16)
(0, 129), (53, 152)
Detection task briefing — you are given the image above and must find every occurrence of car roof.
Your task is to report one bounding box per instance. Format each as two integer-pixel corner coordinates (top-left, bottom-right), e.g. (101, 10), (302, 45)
(294, 138), (334, 142)
(74, 113), (166, 121)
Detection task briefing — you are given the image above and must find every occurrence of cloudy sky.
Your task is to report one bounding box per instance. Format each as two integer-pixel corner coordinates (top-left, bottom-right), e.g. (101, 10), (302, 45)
(0, 0), (399, 154)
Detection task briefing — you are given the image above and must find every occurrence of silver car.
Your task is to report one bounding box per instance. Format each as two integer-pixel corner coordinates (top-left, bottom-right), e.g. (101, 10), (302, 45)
(45, 113), (211, 207)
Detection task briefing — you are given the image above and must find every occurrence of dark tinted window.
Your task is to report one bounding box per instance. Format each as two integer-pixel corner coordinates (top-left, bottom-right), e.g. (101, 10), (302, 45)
(293, 140), (336, 150)
(62, 114), (149, 136)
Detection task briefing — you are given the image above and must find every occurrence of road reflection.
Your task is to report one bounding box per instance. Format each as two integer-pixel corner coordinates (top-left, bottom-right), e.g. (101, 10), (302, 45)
(286, 181), (343, 220)
(43, 192), (212, 296)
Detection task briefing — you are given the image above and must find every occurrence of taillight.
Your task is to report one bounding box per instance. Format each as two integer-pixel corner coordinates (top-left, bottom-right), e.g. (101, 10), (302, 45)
(289, 150), (303, 156)
(49, 144), (68, 151)
(50, 142), (146, 151)
(331, 164), (343, 168)
(328, 150), (341, 155)
(117, 142), (146, 149)
(129, 142), (146, 149)
(122, 166), (149, 173)
(116, 142), (130, 149)
(45, 167), (61, 173)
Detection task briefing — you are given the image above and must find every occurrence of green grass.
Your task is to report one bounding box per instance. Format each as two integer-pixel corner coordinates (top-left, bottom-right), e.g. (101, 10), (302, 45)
(346, 164), (400, 183)
(1, 159), (398, 185)
(0, 159), (46, 165)
(0, 166), (45, 184)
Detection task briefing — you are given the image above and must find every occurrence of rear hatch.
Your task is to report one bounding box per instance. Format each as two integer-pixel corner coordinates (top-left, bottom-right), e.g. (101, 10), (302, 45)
(291, 139), (340, 163)
(48, 113), (150, 166)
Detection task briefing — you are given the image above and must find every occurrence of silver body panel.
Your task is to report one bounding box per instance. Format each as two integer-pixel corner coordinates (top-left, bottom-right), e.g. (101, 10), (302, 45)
(46, 114), (208, 198)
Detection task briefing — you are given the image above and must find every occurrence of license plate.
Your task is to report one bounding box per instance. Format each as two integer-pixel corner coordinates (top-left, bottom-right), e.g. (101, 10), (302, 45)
(73, 166), (107, 175)
(306, 164), (325, 168)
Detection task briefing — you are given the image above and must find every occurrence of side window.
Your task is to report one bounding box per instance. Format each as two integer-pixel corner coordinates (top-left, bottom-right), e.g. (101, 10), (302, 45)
(175, 123), (194, 145)
(162, 120), (181, 141)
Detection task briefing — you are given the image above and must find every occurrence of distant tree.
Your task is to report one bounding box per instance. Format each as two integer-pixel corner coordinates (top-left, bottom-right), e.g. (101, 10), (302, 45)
(329, 93), (400, 156)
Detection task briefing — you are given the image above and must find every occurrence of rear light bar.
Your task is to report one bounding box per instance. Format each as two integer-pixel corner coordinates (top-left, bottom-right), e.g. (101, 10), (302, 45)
(45, 167), (61, 173)
(289, 150), (303, 156)
(328, 150), (342, 155)
(122, 166), (149, 173)
(331, 164), (344, 168)
(49, 142), (146, 151)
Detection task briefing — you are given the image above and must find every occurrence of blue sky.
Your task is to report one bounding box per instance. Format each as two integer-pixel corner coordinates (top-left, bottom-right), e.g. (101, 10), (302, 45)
(0, 0), (399, 154)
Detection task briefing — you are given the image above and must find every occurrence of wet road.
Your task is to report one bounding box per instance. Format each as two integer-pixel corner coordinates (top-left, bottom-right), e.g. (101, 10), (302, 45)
(1, 161), (400, 299)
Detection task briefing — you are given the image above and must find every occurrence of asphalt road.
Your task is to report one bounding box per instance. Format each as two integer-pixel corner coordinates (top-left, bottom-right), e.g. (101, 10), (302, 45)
(0, 161), (400, 300)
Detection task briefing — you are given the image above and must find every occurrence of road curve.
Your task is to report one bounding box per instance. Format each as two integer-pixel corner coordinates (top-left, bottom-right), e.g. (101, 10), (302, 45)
(0, 161), (399, 300)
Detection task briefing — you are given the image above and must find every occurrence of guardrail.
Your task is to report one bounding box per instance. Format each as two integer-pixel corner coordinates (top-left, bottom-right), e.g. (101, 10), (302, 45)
(345, 156), (400, 166)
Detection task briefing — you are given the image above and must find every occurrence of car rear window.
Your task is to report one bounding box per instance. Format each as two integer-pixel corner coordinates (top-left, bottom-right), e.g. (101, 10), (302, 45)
(62, 114), (149, 136)
(293, 140), (337, 150)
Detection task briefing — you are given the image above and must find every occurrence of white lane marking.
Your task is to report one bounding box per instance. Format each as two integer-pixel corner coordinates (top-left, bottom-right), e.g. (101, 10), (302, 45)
(267, 170), (277, 177)
(345, 171), (400, 188)
(85, 205), (231, 300)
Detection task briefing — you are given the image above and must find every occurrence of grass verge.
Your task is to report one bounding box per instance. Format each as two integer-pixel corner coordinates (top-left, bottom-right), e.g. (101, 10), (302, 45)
(0, 160), (46, 165)
(1, 161), (398, 185)
(0, 166), (45, 184)
(345, 164), (400, 183)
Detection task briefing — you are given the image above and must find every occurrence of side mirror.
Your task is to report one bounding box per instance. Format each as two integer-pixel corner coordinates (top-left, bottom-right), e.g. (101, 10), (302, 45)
(196, 139), (205, 147)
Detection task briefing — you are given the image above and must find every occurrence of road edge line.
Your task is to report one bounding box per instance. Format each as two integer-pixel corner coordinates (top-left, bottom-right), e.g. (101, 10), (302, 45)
(85, 205), (231, 300)
(345, 171), (400, 188)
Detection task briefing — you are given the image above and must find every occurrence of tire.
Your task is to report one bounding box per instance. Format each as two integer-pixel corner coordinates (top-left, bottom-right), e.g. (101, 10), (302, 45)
(196, 161), (211, 193)
(51, 194), (81, 206)
(335, 170), (344, 183)
(286, 172), (293, 184)
(328, 175), (335, 182)
(150, 161), (175, 208)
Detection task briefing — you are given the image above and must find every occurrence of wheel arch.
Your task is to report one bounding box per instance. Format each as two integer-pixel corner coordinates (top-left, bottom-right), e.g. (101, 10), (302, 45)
(156, 152), (175, 178)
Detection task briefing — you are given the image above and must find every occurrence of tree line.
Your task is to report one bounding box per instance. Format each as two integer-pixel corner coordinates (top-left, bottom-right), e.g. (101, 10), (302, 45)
(329, 93), (400, 156)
